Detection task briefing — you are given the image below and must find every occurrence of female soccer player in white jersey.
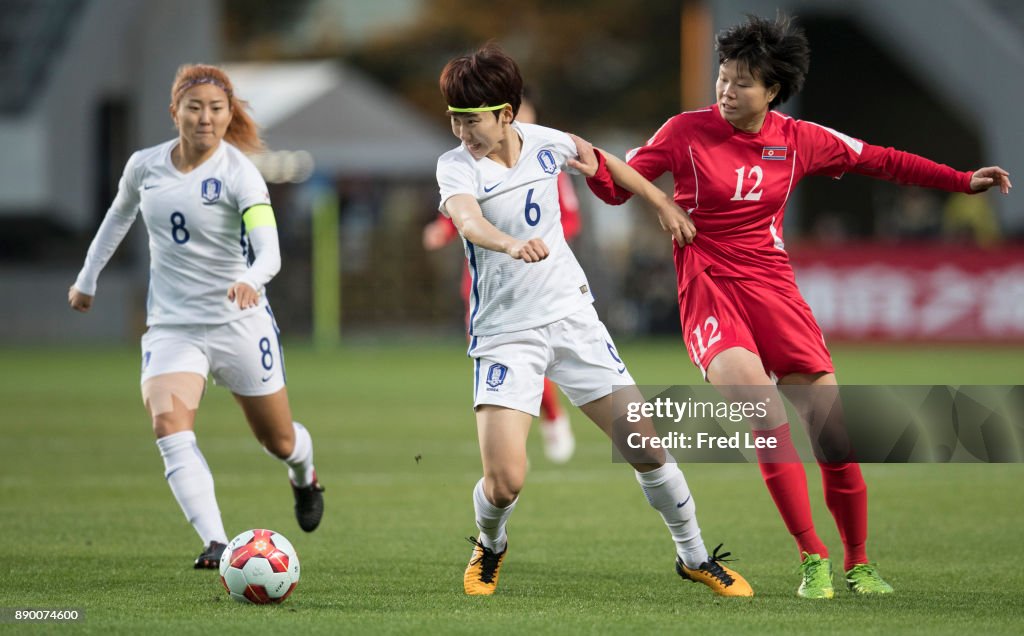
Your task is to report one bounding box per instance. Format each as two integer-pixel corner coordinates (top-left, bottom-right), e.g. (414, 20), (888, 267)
(68, 64), (325, 569)
(423, 94), (579, 465)
(575, 14), (1012, 598)
(437, 44), (752, 598)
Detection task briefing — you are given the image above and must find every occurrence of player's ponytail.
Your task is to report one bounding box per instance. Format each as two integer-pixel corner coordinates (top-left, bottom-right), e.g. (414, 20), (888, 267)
(170, 64), (265, 154)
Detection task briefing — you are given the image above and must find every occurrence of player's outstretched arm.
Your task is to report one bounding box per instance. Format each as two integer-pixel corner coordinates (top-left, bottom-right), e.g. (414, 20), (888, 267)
(444, 193), (549, 262)
(568, 133), (635, 206)
(598, 148), (696, 246)
(970, 166), (1012, 194)
(568, 134), (695, 247)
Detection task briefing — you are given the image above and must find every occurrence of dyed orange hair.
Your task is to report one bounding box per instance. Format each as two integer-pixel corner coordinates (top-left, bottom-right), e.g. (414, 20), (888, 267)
(170, 63), (264, 153)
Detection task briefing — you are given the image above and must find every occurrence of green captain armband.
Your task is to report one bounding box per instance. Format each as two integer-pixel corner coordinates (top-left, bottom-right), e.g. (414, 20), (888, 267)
(242, 204), (276, 230)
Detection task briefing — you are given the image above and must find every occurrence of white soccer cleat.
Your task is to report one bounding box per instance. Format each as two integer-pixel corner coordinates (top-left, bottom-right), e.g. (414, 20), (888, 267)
(540, 414), (575, 464)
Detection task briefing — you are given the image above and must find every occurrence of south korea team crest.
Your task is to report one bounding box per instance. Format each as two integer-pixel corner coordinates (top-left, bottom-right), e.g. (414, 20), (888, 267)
(201, 177), (222, 204)
(537, 149), (557, 175)
(485, 363), (508, 389)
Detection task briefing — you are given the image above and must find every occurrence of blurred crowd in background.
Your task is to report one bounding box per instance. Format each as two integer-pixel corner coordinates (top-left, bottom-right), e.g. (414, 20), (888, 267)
(1, 0), (1020, 342)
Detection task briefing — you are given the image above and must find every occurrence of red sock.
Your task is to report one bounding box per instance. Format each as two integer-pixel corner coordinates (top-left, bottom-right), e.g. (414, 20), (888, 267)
(754, 424), (828, 559)
(819, 461), (868, 571)
(539, 378), (563, 422)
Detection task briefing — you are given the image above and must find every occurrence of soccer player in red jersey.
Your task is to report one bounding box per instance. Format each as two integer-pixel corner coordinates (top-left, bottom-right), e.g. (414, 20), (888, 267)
(424, 95), (580, 464)
(572, 13), (1011, 598)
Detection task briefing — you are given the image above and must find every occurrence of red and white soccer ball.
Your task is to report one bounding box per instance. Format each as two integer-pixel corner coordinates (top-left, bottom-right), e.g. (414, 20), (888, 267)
(219, 529), (300, 604)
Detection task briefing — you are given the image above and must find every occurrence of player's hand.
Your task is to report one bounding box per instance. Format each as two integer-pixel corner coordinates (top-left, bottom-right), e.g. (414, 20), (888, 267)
(227, 282), (261, 309)
(657, 202), (697, 246)
(68, 285), (93, 313)
(566, 133), (599, 177)
(970, 166), (1012, 194)
(422, 220), (451, 251)
(507, 238), (549, 263)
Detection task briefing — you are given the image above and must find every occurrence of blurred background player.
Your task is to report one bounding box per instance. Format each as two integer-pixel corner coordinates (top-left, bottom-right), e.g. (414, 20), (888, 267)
(574, 13), (1011, 599)
(423, 90), (578, 463)
(68, 63), (326, 569)
(438, 44), (751, 598)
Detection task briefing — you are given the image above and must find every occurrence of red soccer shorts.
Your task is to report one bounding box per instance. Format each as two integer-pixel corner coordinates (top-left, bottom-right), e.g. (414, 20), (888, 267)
(679, 269), (834, 381)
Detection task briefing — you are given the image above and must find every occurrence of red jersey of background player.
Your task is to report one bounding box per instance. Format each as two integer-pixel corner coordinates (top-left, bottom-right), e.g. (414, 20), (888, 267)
(587, 104), (974, 293)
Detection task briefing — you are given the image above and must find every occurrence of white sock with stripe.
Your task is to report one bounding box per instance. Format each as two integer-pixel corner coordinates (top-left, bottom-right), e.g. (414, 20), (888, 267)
(156, 430), (228, 546)
(473, 477), (515, 553)
(636, 461), (708, 568)
(285, 421), (315, 487)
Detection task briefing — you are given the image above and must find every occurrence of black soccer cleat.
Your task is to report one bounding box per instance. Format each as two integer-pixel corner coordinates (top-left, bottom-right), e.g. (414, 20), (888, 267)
(292, 473), (325, 532)
(194, 541), (227, 570)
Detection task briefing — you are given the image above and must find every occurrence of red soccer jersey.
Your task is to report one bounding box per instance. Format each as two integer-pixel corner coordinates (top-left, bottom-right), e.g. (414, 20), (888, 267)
(586, 104), (975, 293)
(556, 171), (581, 241)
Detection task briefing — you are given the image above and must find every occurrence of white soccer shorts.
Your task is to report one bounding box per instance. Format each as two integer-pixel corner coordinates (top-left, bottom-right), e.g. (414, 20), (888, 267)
(468, 304), (636, 415)
(140, 306), (286, 396)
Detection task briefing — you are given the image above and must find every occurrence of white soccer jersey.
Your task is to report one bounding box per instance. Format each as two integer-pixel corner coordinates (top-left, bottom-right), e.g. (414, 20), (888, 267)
(75, 140), (273, 325)
(436, 122), (594, 336)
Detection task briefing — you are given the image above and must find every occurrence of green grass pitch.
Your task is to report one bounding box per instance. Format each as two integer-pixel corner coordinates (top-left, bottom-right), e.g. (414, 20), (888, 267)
(1, 340), (1022, 634)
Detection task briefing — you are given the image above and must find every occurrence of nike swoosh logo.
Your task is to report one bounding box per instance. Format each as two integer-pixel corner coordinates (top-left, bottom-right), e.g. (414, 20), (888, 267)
(483, 182), (502, 193)
(261, 374), (273, 383)
(617, 366), (626, 374)
(144, 184), (159, 190)
(676, 495), (692, 508)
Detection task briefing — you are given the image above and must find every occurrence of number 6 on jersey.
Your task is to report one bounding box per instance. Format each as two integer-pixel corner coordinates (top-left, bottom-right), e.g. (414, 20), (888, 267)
(524, 188), (541, 226)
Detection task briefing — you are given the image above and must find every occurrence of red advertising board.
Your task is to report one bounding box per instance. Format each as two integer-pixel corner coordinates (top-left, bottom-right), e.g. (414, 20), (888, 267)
(790, 244), (1024, 341)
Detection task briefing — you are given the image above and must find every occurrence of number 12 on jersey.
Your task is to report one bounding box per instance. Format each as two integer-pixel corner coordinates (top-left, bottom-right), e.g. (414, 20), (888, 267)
(731, 166), (763, 201)
(689, 315), (722, 363)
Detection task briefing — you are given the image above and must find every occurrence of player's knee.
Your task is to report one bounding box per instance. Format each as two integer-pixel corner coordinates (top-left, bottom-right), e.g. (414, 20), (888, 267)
(815, 432), (852, 463)
(252, 418), (295, 458)
(152, 414), (192, 438)
(485, 475), (523, 507)
(261, 433), (294, 459)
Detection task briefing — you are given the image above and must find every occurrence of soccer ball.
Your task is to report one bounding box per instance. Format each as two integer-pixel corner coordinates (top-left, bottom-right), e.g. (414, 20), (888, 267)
(219, 529), (300, 604)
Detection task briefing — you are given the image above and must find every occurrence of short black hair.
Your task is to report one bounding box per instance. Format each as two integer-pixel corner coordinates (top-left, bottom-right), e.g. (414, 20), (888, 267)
(715, 13), (810, 109)
(439, 42), (523, 118)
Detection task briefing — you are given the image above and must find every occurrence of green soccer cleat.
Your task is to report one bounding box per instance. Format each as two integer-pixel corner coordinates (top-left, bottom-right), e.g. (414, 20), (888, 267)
(845, 563), (894, 595)
(797, 553), (834, 599)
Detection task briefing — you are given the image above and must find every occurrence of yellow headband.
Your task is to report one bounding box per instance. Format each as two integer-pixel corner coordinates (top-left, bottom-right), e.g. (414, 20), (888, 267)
(447, 103), (510, 113)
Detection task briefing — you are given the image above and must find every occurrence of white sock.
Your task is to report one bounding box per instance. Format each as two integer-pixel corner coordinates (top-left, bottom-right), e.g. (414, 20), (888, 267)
(636, 461), (708, 568)
(473, 478), (515, 553)
(156, 431), (228, 546)
(285, 421), (315, 487)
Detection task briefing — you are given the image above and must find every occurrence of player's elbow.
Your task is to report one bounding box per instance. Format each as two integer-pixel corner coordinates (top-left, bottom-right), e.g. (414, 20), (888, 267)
(265, 253), (282, 278)
(252, 251), (281, 281)
(585, 181), (632, 206)
(457, 217), (485, 244)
